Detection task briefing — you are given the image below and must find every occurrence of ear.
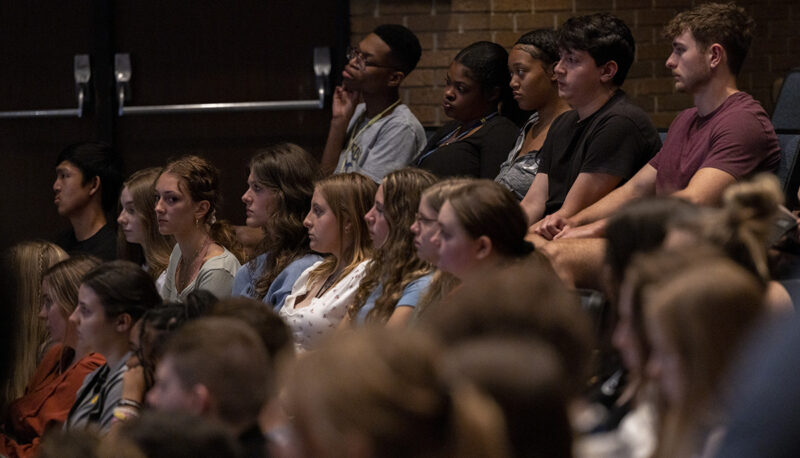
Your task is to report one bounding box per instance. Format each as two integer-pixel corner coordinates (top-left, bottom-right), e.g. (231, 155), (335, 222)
(474, 235), (493, 261)
(194, 200), (211, 222)
(88, 176), (101, 196)
(189, 384), (213, 416)
(114, 312), (133, 334)
(598, 60), (619, 84)
(387, 70), (405, 88)
(708, 43), (725, 70)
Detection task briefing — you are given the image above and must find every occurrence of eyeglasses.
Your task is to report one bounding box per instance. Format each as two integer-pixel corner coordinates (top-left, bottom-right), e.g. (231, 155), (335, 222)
(346, 46), (396, 71)
(414, 212), (438, 226)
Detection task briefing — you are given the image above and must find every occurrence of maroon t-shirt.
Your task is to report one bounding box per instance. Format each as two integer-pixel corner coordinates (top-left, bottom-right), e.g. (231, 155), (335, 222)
(649, 91), (780, 196)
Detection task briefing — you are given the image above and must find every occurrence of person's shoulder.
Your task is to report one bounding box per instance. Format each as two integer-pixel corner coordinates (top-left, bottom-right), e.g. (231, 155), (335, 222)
(485, 115), (520, 133)
(388, 104), (425, 131)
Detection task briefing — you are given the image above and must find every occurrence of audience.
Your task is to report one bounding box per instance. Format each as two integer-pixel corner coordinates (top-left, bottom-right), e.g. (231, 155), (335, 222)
(0, 256), (103, 457)
(53, 142), (123, 261)
(496, 28), (571, 200)
(279, 172), (375, 351)
(3, 4), (799, 456)
(156, 156), (243, 300)
(320, 24), (426, 181)
(232, 144), (321, 309)
(416, 41), (518, 178)
(345, 168), (437, 327)
(117, 168), (175, 293)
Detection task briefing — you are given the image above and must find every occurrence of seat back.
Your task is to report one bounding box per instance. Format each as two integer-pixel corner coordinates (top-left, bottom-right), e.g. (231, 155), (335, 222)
(773, 69), (800, 131)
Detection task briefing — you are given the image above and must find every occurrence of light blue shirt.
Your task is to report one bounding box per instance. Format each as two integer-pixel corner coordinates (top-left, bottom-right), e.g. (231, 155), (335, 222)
(232, 253), (322, 311)
(355, 273), (433, 324)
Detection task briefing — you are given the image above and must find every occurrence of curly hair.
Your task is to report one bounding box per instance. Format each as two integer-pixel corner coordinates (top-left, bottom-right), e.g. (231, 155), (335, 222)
(307, 173), (376, 289)
(663, 2), (755, 76)
(348, 168), (438, 324)
(247, 144), (320, 301)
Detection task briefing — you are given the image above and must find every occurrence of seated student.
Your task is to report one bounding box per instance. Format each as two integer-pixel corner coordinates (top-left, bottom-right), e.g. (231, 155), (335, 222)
(116, 411), (241, 458)
(53, 142), (123, 261)
(433, 180), (534, 284)
(416, 41), (518, 178)
(155, 156), (243, 301)
(408, 179), (468, 322)
(117, 168), (175, 293)
(1, 241), (68, 409)
(541, 3), (780, 241)
(232, 144), (322, 310)
(0, 256), (103, 458)
(344, 168), (437, 328)
(285, 328), (510, 457)
(495, 28), (571, 200)
(320, 24), (426, 182)
(146, 317), (271, 458)
(521, 13), (661, 233)
(643, 259), (766, 458)
(64, 261), (161, 433)
(279, 173), (375, 351)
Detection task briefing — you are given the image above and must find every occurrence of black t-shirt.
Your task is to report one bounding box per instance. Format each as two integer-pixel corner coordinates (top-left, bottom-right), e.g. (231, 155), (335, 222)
(55, 224), (117, 261)
(539, 90), (661, 215)
(418, 115), (519, 178)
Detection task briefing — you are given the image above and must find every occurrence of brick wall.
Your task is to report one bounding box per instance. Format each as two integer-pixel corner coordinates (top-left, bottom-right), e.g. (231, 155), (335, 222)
(350, 0), (800, 128)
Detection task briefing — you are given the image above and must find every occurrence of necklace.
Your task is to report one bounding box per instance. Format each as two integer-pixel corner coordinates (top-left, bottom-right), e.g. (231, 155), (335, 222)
(315, 269), (343, 298)
(176, 236), (211, 293)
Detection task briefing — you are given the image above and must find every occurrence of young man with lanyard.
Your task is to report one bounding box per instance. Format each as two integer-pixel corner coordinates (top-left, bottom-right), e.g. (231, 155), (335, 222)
(521, 13), (661, 233)
(536, 2), (780, 243)
(53, 142), (122, 261)
(320, 24), (427, 182)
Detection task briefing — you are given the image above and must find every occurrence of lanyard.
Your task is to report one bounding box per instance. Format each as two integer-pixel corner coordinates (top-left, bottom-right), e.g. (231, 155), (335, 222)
(344, 99), (402, 155)
(416, 112), (498, 166)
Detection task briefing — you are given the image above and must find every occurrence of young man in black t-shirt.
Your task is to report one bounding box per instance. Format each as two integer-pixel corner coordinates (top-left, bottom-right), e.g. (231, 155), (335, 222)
(520, 14), (661, 235)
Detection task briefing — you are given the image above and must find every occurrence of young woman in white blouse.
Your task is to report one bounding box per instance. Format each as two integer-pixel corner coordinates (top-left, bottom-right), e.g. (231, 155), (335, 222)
(279, 173), (376, 351)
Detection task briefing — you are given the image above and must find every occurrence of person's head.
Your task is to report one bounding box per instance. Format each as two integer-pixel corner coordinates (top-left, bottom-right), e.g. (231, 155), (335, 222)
(443, 41), (511, 124)
(147, 317), (270, 432)
(433, 180), (533, 280)
(118, 411), (241, 458)
(445, 337), (572, 458)
(118, 168), (174, 274)
(41, 256), (101, 348)
(423, 257), (593, 399)
(55, 142), (123, 217)
(555, 13), (635, 106)
(304, 173), (376, 264)
(410, 179), (470, 265)
(70, 260), (161, 356)
(343, 24), (421, 94)
(643, 259), (765, 457)
(285, 328), (510, 458)
(509, 28), (562, 112)
(242, 143), (319, 229)
(604, 197), (701, 299)
(155, 155), (221, 237)
(2, 241), (69, 403)
(211, 297), (295, 393)
(664, 2), (754, 91)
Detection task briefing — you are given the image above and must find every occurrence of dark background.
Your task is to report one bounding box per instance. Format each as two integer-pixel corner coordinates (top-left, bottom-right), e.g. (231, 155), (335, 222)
(0, 1), (350, 253)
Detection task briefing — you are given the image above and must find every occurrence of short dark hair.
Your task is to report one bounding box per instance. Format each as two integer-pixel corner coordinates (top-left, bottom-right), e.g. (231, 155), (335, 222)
(57, 142), (123, 214)
(558, 13), (635, 86)
(515, 29), (561, 66)
(663, 2), (755, 76)
(373, 24), (422, 76)
(80, 260), (162, 321)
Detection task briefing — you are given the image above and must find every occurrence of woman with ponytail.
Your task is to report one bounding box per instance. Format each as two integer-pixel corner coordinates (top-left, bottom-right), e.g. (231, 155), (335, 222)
(155, 156), (243, 300)
(416, 41), (519, 179)
(345, 168), (437, 327)
(285, 328), (510, 458)
(433, 180), (534, 283)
